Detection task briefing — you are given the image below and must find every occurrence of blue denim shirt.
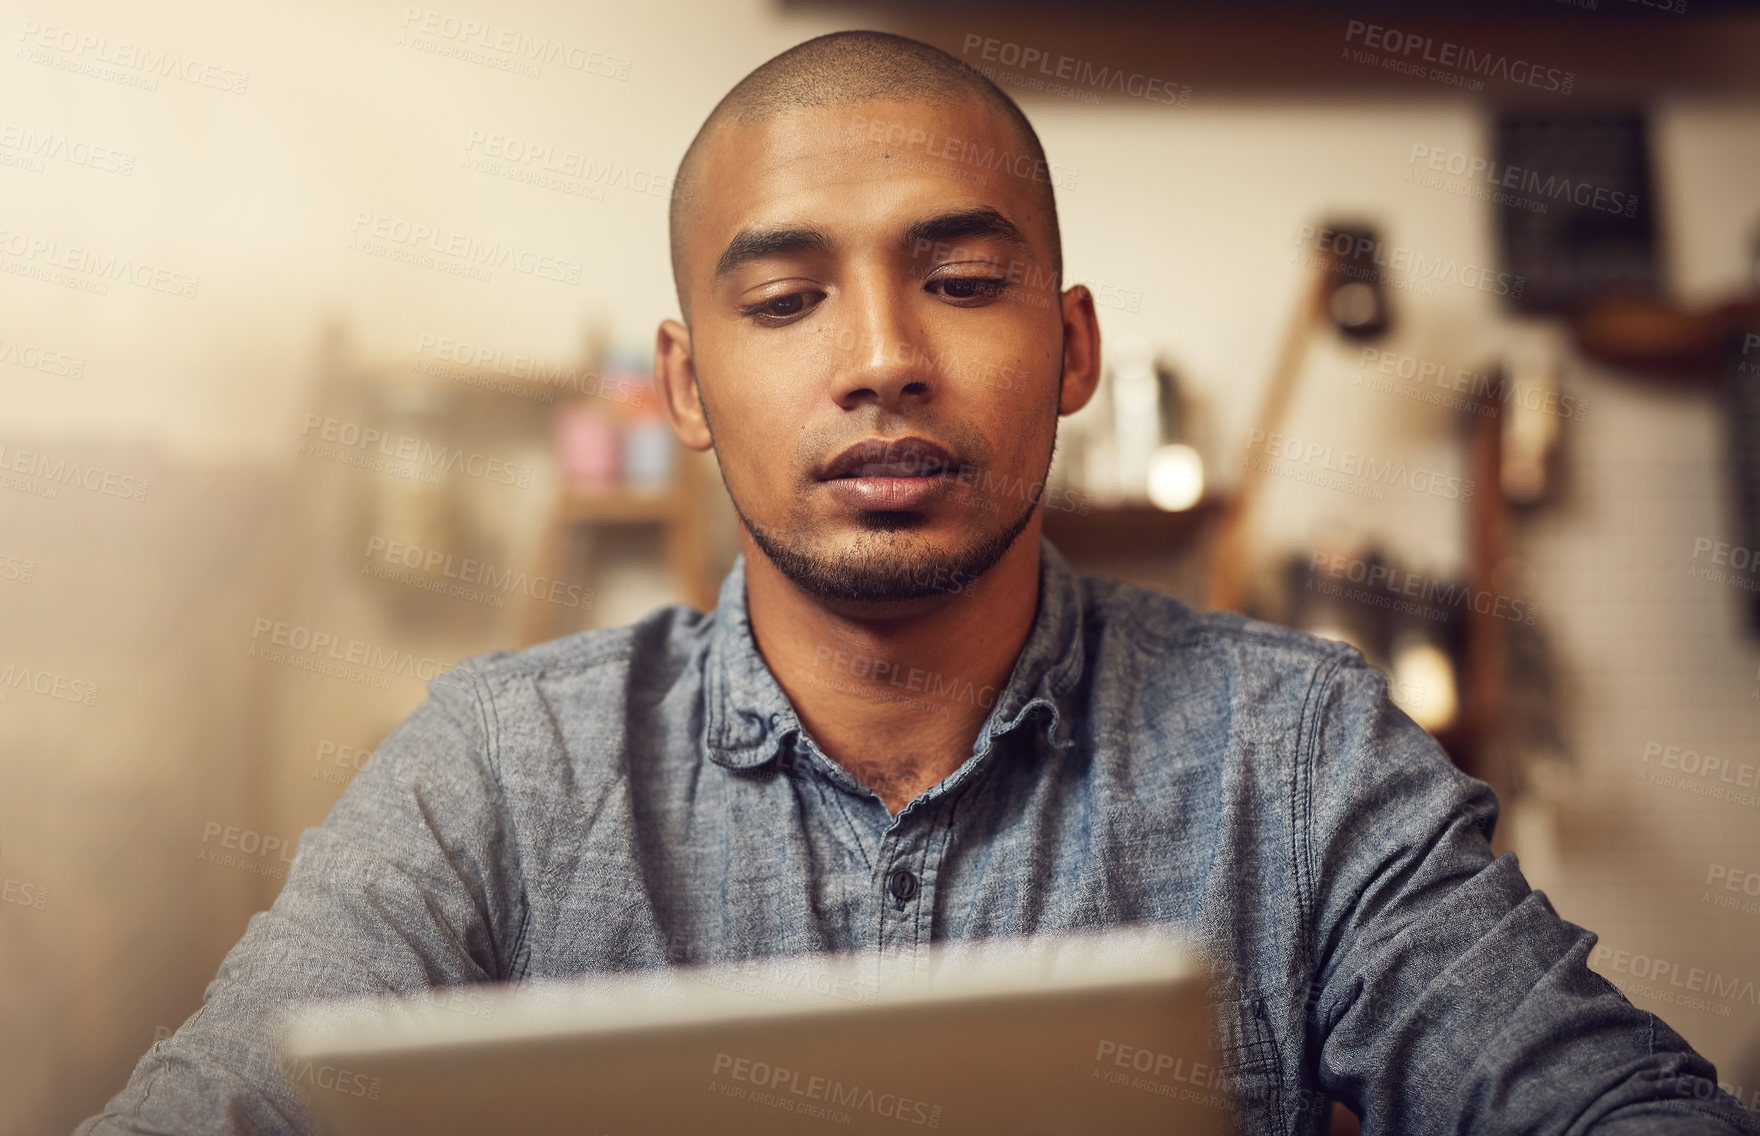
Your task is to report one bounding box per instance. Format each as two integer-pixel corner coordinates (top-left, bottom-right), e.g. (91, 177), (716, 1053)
(80, 539), (1757, 1134)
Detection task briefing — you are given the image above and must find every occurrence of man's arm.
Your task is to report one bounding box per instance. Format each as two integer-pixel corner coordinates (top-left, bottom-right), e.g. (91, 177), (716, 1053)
(1304, 654), (1757, 1134)
(76, 664), (525, 1135)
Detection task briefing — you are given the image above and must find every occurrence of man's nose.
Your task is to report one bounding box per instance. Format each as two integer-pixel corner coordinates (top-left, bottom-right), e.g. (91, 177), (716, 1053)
(825, 284), (933, 411)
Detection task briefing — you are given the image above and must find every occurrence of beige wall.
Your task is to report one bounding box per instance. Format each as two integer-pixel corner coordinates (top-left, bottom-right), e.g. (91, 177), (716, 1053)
(3, 0), (1758, 1130)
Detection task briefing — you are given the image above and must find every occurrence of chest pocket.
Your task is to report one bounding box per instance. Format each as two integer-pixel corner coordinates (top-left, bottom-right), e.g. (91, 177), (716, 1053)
(1213, 995), (1289, 1135)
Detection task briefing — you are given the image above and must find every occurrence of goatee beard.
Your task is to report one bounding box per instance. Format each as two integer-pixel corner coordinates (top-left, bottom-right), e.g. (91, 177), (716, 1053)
(736, 493), (1039, 604)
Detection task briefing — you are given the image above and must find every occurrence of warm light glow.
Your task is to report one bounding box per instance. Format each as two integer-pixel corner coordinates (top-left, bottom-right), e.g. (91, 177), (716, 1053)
(1146, 444), (1204, 511)
(1329, 281), (1380, 328)
(1392, 640), (1459, 734)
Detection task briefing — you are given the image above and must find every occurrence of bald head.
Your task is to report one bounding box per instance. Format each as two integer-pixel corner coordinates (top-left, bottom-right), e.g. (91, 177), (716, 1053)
(668, 30), (1062, 320)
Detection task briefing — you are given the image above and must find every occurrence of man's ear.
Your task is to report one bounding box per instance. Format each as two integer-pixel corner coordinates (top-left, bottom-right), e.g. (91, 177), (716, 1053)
(655, 319), (713, 451)
(1057, 284), (1102, 417)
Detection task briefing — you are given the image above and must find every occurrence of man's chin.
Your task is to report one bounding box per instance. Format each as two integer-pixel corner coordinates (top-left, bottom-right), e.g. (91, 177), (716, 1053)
(755, 534), (971, 604)
(741, 504), (1037, 607)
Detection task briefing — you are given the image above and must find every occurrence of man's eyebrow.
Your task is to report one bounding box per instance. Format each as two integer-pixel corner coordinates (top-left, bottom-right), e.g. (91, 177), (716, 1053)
(902, 207), (1031, 256)
(713, 226), (833, 282)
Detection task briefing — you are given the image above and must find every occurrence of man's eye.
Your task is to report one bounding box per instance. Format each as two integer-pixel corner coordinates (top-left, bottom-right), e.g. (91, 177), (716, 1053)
(741, 291), (824, 325)
(929, 277), (1008, 302)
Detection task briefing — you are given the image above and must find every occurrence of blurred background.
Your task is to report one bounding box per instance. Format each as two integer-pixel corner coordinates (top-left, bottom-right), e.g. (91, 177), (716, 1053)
(4, 0), (1760, 1130)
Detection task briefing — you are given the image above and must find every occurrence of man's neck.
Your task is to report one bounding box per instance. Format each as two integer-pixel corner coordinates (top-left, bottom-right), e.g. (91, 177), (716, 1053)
(742, 527), (1044, 815)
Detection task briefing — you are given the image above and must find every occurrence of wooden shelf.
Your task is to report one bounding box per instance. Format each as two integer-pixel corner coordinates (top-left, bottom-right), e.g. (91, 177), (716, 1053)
(519, 449), (716, 645)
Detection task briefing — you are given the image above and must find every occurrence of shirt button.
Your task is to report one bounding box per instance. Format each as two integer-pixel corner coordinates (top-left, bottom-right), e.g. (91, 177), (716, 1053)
(888, 868), (919, 904)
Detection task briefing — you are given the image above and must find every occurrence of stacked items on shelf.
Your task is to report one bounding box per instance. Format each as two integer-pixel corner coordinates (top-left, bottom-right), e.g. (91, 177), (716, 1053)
(554, 348), (675, 493)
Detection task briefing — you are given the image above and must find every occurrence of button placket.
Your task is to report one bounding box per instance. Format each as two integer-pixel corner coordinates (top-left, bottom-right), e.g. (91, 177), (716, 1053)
(878, 836), (924, 918)
(887, 866), (919, 909)
(875, 823), (930, 953)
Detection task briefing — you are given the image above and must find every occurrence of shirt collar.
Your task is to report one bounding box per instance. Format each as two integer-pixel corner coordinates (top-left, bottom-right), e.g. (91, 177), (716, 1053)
(702, 536), (1086, 770)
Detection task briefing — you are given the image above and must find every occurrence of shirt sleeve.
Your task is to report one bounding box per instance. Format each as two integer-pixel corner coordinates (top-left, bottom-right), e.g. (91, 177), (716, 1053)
(74, 663), (525, 1136)
(1304, 654), (1758, 1135)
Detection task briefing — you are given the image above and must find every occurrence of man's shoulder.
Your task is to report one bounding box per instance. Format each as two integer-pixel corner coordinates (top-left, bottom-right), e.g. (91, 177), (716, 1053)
(437, 601), (714, 695)
(1077, 570), (1363, 682)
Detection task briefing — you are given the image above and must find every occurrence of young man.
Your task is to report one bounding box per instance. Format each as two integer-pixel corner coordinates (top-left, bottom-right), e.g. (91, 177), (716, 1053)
(81, 31), (1756, 1135)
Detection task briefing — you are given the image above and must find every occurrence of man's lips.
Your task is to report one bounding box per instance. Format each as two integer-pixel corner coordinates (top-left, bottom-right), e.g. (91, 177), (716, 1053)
(818, 436), (961, 481)
(836, 461), (952, 478)
(817, 436), (968, 511)
(821, 472), (953, 511)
